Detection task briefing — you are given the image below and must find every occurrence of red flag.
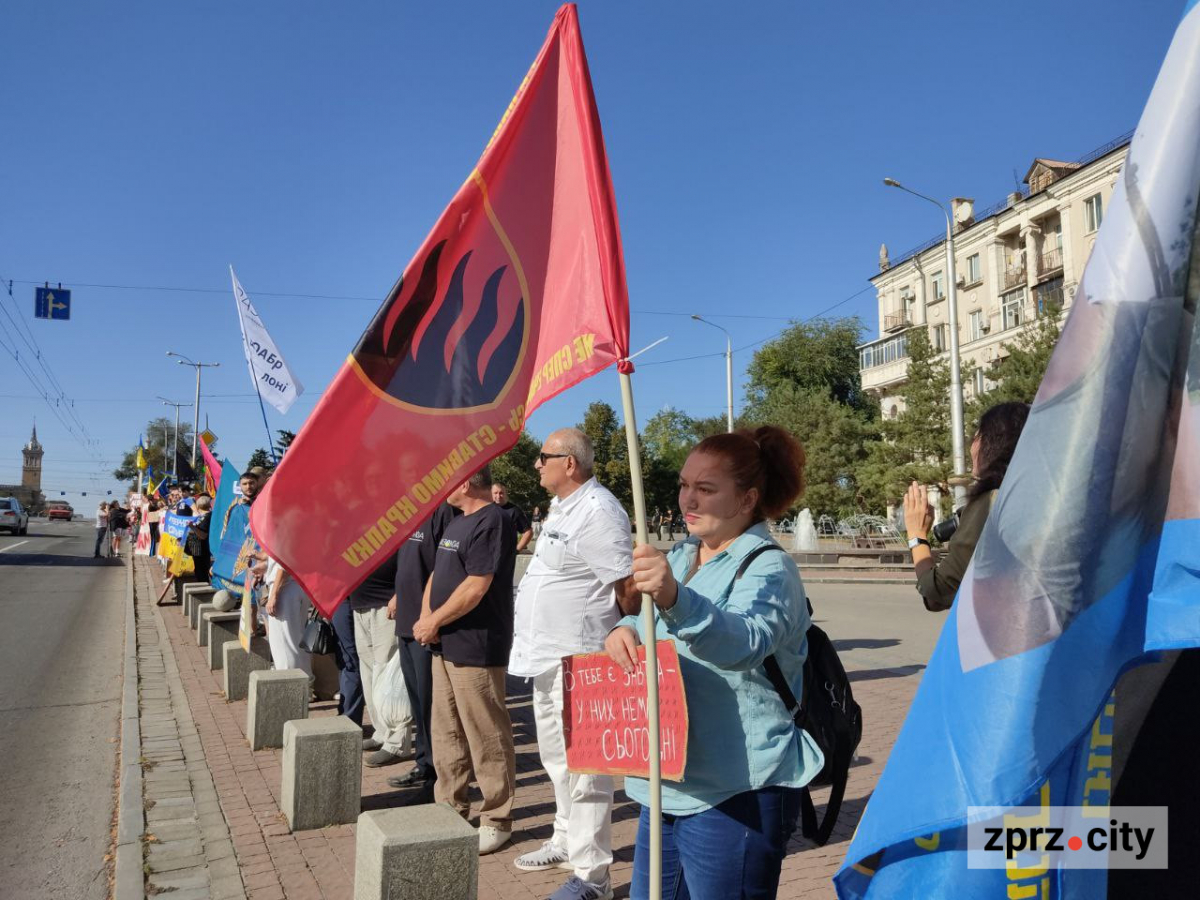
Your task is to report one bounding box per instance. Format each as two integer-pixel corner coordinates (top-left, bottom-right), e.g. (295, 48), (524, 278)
(250, 3), (629, 615)
(199, 436), (222, 495)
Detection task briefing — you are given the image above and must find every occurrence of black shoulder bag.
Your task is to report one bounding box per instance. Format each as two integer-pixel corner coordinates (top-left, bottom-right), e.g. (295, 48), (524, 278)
(735, 544), (864, 846)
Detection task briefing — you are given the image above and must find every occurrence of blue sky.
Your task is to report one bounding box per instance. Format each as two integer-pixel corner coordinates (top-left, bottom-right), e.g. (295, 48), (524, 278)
(0, 0), (1182, 508)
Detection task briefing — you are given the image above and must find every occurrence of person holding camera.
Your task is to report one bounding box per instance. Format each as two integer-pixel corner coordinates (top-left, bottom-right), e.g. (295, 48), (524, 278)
(904, 401), (1030, 612)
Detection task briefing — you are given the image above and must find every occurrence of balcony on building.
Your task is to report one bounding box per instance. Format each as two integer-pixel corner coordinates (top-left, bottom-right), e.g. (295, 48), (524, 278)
(1001, 256), (1027, 291)
(1037, 246), (1064, 280)
(859, 330), (910, 393)
(883, 311), (911, 333)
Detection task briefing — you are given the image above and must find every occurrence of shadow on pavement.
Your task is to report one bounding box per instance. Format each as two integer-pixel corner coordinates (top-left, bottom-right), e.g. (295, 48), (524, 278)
(848, 664), (925, 682)
(0, 554), (125, 568)
(833, 638), (901, 652)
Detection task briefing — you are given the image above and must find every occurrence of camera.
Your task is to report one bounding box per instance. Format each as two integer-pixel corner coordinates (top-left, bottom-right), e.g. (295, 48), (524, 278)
(931, 512), (960, 544)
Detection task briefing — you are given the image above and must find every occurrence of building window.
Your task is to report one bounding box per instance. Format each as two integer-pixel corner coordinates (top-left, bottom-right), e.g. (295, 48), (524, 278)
(966, 253), (982, 284)
(973, 368), (987, 397)
(1002, 288), (1026, 330)
(1036, 277), (1064, 316)
(931, 324), (947, 352)
(1084, 194), (1103, 233)
(860, 333), (909, 370)
(969, 310), (986, 341)
(931, 271), (945, 300)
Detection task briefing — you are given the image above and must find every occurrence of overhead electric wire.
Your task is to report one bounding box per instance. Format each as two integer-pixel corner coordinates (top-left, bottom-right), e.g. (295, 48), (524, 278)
(0, 269), (99, 447)
(639, 284), (875, 368)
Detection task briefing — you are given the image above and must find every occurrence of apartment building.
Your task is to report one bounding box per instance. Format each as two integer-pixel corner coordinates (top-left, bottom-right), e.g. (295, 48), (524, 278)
(859, 131), (1131, 417)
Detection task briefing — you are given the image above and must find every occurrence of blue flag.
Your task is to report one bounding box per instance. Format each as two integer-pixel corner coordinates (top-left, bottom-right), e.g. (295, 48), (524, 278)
(837, 4), (1200, 897)
(210, 459), (255, 593)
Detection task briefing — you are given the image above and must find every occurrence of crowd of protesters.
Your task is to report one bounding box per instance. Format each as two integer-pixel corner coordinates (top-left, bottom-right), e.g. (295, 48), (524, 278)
(132, 423), (843, 900)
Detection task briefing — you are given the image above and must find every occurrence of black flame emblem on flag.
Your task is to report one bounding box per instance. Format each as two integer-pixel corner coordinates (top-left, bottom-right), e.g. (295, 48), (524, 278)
(353, 240), (526, 411)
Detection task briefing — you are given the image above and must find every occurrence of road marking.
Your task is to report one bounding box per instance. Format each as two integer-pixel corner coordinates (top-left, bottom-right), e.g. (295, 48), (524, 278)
(0, 540), (30, 554)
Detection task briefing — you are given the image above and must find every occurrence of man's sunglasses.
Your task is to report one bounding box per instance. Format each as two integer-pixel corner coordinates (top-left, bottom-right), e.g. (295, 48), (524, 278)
(538, 452), (570, 465)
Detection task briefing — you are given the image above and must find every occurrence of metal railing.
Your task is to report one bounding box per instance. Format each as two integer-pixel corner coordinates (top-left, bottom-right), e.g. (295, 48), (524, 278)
(1037, 247), (1064, 277)
(1001, 263), (1027, 291)
(883, 311), (911, 332)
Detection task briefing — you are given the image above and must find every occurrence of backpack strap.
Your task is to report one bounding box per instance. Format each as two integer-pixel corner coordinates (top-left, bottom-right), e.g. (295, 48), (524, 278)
(737, 542), (847, 846)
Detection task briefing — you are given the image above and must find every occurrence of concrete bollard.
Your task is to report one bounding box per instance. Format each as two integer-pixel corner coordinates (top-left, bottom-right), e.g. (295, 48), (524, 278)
(246, 669), (309, 750)
(204, 611), (243, 670)
(222, 638), (272, 701)
(354, 805), (479, 900)
(281, 717), (362, 831)
(191, 599), (214, 634)
(195, 603), (218, 645)
(182, 583), (216, 618)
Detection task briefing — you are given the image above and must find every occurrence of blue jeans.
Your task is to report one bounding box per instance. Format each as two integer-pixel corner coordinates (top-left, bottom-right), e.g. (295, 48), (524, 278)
(631, 787), (802, 900)
(331, 600), (365, 726)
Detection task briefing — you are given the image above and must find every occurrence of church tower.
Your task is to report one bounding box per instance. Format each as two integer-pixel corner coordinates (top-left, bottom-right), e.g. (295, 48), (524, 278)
(22, 423), (43, 492)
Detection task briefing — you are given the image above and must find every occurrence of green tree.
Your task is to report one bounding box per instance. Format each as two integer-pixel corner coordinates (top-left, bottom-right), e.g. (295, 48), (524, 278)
(275, 429), (297, 459)
(690, 414), (731, 441)
(642, 406), (700, 473)
(857, 328), (953, 511)
(113, 417), (202, 487)
(967, 305), (1063, 432)
(578, 401), (635, 511)
(745, 317), (874, 414)
(246, 447), (274, 471)
(489, 431), (548, 514)
(743, 384), (880, 519)
(741, 316), (882, 517)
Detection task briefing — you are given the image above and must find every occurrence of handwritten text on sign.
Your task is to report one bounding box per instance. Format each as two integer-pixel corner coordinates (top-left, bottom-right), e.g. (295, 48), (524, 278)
(562, 641), (688, 781)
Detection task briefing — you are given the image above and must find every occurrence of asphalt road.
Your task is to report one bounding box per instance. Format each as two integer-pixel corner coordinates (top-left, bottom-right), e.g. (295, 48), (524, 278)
(0, 518), (127, 899)
(810, 581), (947, 677)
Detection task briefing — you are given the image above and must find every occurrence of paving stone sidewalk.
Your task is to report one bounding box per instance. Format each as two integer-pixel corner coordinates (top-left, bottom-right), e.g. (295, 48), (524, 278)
(139, 555), (921, 899)
(133, 558), (246, 899)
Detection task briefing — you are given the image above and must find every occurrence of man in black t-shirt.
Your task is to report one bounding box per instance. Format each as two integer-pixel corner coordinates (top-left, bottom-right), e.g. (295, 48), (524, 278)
(413, 465), (517, 855)
(385, 502), (459, 798)
(491, 482), (533, 553)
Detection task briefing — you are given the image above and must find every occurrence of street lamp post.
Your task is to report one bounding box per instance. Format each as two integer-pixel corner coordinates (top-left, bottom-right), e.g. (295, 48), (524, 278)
(167, 352), (221, 469)
(883, 178), (968, 506)
(691, 315), (734, 433)
(157, 397), (193, 480)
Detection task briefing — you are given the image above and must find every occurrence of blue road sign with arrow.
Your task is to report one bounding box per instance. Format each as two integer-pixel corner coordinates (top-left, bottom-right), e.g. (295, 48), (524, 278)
(35, 287), (71, 320)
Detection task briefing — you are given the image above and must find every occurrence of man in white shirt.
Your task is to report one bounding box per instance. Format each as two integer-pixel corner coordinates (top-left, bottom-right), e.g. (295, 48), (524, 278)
(509, 428), (635, 900)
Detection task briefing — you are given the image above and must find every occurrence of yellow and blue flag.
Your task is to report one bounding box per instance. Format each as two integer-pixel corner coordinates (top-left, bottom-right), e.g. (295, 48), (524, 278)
(837, 4), (1200, 897)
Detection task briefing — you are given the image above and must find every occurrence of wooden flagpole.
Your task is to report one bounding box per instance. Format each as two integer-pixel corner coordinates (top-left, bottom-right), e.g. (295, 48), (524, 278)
(618, 365), (662, 899)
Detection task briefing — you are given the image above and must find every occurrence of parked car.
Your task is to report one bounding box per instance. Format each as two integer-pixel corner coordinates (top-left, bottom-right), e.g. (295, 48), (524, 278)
(0, 497), (29, 535)
(46, 501), (74, 521)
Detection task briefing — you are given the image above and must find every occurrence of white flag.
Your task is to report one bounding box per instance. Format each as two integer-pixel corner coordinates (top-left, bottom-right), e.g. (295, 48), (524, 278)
(229, 266), (304, 414)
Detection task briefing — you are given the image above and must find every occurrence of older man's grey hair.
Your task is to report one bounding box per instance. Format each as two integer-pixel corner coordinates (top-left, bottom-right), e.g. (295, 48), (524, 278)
(550, 428), (595, 474)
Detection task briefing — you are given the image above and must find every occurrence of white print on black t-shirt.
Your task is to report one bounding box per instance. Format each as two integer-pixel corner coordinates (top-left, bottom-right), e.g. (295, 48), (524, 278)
(439, 538), (461, 551)
(409, 530), (426, 543)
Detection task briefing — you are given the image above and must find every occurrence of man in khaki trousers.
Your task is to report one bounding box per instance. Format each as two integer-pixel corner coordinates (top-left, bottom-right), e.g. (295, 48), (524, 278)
(412, 466), (517, 855)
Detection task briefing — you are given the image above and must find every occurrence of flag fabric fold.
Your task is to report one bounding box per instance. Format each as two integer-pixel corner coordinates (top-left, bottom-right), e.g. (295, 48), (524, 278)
(250, 3), (630, 615)
(199, 436), (223, 494)
(836, 5), (1200, 897)
(231, 267), (305, 414)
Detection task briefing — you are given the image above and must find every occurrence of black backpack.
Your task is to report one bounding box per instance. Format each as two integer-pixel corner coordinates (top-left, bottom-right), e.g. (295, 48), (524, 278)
(735, 544), (863, 846)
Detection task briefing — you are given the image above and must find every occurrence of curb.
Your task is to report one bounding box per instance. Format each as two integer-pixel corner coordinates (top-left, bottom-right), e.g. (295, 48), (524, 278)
(114, 557), (145, 900)
(802, 577), (917, 586)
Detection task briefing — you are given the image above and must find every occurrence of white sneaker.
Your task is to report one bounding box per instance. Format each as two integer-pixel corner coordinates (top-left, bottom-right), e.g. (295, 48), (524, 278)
(478, 824), (512, 855)
(514, 840), (571, 871)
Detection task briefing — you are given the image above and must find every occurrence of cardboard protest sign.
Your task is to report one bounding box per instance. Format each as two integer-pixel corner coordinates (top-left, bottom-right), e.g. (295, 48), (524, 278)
(563, 640), (688, 780)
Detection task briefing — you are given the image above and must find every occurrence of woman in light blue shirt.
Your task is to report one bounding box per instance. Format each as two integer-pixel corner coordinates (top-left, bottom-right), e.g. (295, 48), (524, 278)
(606, 425), (823, 900)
